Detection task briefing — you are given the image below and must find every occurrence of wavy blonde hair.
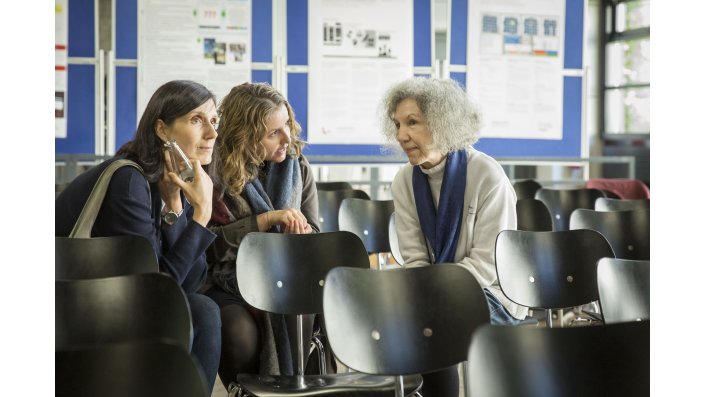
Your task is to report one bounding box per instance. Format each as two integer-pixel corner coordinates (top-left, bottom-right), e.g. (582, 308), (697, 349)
(378, 77), (482, 155)
(213, 82), (303, 196)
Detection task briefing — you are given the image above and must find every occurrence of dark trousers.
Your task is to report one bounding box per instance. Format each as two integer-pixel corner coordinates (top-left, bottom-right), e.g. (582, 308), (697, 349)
(187, 293), (222, 396)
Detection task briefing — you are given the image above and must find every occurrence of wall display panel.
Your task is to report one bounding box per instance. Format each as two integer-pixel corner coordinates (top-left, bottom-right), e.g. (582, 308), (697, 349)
(307, 0), (414, 145)
(137, 0), (253, 115)
(450, 0), (586, 158)
(287, 0), (431, 162)
(56, 0), (97, 154)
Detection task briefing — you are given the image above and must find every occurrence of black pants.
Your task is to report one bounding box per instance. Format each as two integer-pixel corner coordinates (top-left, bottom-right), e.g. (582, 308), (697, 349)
(421, 365), (459, 397)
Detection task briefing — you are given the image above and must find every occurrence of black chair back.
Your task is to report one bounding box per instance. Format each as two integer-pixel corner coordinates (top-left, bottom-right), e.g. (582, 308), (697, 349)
(339, 198), (395, 254)
(516, 198), (553, 231)
(595, 197), (650, 211)
(535, 188), (605, 231)
(468, 321), (650, 397)
(570, 208), (650, 260)
(56, 273), (192, 351)
(236, 231), (369, 315)
(317, 189), (370, 232)
(316, 181), (353, 191)
(56, 235), (158, 280)
(495, 229), (615, 309)
(323, 265), (489, 375)
(388, 212), (404, 265)
(513, 179), (542, 200)
(597, 258), (650, 323)
(56, 341), (208, 397)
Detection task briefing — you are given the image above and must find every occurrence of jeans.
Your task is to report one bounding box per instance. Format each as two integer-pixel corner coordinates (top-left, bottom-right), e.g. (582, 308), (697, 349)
(483, 288), (526, 326)
(187, 293), (222, 396)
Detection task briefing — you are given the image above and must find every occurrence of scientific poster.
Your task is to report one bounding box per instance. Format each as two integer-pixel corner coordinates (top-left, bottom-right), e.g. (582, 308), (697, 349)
(467, 0), (565, 139)
(55, 0), (68, 138)
(308, 0), (414, 144)
(138, 0), (251, 116)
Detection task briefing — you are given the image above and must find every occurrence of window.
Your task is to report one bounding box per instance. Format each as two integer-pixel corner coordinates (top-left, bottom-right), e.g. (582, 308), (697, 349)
(603, 0), (650, 137)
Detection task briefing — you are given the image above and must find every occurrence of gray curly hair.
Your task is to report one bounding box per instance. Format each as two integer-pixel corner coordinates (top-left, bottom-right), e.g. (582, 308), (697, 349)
(379, 77), (482, 154)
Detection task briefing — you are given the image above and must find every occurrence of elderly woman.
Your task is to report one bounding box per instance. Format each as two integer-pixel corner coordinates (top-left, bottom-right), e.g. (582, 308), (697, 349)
(380, 77), (528, 397)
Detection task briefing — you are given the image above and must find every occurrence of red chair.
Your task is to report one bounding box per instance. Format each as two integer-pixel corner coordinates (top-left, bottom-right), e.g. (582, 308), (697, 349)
(585, 178), (650, 200)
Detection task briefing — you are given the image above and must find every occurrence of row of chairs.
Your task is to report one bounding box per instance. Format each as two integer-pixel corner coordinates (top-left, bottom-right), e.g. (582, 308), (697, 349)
(55, 236), (210, 396)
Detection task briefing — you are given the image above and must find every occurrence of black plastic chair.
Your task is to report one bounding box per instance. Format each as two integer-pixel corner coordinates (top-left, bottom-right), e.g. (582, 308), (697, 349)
(467, 320), (650, 397)
(56, 235), (158, 280)
(597, 258), (650, 324)
(316, 189), (370, 233)
(513, 179), (542, 200)
(495, 229), (615, 327)
(570, 209), (650, 260)
(234, 231), (422, 397)
(516, 198), (553, 231)
(56, 273), (192, 351)
(535, 187), (605, 231)
(595, 197), (650, 211)
(315, 181), (353, 191)
(323, 265), (490, 397)
(388, 212), (404, 266)
(56, 341), (208, 397)
(339, 198), (396, 269)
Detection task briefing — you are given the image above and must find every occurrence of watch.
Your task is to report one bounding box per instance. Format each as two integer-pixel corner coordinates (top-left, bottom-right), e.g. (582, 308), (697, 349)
(162, 208), (184, 226)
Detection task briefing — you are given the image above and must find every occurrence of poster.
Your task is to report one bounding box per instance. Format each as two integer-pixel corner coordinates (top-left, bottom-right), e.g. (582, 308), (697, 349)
(138, 0), (252, 116)
(308, 0), (414, 144)
(55, 0), (68, 138)
(467, 0), (565, 139)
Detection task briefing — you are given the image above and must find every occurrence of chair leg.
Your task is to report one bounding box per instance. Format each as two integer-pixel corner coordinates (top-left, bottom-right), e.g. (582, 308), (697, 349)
(310, 335), (327, 374)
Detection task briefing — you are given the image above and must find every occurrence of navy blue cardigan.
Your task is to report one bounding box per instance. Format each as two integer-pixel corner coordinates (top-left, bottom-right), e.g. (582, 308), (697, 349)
(55, 157), (216, 293)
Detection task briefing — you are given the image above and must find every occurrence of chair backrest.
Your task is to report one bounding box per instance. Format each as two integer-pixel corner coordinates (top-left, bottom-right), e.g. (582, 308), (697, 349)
(339, 198), (395, 254)
(323, 265), (489, 375)
(512, 179), (542, 200)
(316, 181), (354, 191)
(597, 258), (650, 324)
(570, 209), (650, 260)
(56, 341), (208, 397)
(595, 197), (650, 211)
(535, 187), (605, 231)
(388, 212), (404, 266)
(55, 235), (158, 280)
(516, 198), (553, 231)
(55, 273), (192, 351)
(468, 321), (650, 397)
(235, 231), (370, 315)
(495, 229), (615, 309)
(316, 189), (371, 232)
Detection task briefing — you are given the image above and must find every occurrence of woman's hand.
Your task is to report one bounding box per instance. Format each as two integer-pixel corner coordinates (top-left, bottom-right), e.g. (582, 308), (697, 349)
(283, 220), (313, 234)
(158, 149), (183, 214)
(257, 208), (309, 232)
(166, 158), (213, 227)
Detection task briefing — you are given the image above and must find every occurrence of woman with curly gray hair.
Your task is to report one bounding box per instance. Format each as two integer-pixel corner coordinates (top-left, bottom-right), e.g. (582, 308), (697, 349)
(381, 77), (529, 397)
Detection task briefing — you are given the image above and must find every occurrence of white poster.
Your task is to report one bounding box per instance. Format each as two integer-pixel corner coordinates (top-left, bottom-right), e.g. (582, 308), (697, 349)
(138, 0), (252, 116)
(55, 0), (68, 138)
(467, 0), (565, 139)
(308, 0), (414, 144)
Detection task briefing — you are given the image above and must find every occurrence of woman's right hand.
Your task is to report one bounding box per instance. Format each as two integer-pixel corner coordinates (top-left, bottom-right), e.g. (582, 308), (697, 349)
(257, 208), (307, 231)
(167, 158), (213, 227)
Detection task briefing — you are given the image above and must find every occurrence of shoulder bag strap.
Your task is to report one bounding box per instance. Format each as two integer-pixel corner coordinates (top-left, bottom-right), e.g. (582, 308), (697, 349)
(69, 159), (148, 238)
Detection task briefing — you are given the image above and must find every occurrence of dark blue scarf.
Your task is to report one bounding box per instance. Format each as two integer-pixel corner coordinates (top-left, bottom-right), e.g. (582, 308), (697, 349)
(412, 150), (468, 264)
(242, 155), (302, 233)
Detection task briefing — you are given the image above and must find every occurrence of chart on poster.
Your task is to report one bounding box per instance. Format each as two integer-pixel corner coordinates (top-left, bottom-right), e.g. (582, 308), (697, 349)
(138, 0), (252, 116)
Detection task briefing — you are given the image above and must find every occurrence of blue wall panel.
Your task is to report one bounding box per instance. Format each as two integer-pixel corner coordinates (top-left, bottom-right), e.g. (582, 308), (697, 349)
(413, 0), (432, 67)
(564, 0), (584, 69)
(116, 0), (138, 59)
(287, 73), (308, 141)
(56, 65), (95, 154)
(116, 66), (138, 150)
(287, 0), (308, 65)
(68, 0), (95, 57)
(253, 0), (273, 63)
(252, 70), (273, 84)
(449, 0), (468, 65)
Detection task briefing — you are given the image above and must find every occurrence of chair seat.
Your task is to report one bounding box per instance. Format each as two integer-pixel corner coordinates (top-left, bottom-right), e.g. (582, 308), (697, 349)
(237, 373), (423, 397)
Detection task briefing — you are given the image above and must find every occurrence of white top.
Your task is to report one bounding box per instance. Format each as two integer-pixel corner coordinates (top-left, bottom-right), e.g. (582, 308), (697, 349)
(391, 147), (528, 319)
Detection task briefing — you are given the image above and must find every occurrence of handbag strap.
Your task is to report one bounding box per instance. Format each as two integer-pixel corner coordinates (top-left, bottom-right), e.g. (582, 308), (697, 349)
(69, 159), (147, 238)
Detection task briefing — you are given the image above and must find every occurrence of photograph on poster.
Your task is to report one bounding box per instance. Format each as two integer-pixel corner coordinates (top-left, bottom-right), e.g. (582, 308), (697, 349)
(203, 38), (215, 59)
(229, 42), (246, 62)
(214, 42), (226, 64)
